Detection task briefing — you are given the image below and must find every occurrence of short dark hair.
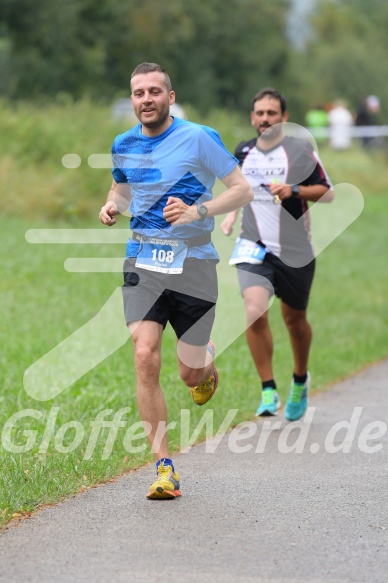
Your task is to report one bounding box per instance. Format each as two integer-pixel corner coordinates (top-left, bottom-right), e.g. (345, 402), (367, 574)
(252, 89), (287, 114)
(131, 62), (172, 92)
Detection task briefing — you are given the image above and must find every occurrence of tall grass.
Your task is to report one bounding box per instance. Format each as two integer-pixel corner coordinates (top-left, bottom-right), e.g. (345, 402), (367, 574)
(0, 99), (252, 220)
(0, 99), (127, 219)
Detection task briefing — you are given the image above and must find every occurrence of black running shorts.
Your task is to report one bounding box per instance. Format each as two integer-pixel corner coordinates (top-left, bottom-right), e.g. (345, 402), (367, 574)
(122, 258), (218, 346)
(236, 253), (315, 311)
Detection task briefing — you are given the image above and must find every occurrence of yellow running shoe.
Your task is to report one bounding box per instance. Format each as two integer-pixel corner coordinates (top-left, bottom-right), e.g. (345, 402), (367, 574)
(190, 341), (218, 406)
(146, 462), (182, 500)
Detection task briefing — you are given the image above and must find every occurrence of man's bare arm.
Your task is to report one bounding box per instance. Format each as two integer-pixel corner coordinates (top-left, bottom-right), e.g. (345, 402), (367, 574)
(269, 183), (334, 203)
(163, 166), (253, 226)
(220, 209), (240, 236)
(99, 180), (132, 226)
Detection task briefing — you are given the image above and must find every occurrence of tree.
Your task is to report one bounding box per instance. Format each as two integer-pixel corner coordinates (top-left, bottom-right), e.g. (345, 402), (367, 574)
(0, 0), (292, 111)
(287, 0), (388, 120)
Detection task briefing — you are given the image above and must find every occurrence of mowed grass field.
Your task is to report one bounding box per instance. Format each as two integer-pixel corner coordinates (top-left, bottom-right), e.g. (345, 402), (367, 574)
(0, 101), (388, 526)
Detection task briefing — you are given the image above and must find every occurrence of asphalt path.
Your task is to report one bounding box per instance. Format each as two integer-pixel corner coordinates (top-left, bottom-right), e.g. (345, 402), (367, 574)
(0, 361), (387, 583)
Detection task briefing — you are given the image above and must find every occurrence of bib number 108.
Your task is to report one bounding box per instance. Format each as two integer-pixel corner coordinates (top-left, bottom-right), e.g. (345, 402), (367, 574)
(151, 249), (175, 263)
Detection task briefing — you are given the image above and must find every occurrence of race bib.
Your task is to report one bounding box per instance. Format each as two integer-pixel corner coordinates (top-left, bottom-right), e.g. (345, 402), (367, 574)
(135, 237), (188, 274)
(229, 238), (267, 265)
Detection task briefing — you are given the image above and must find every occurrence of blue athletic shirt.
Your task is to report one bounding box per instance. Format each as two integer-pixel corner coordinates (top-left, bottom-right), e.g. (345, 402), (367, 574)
(111, 117), (238, 260)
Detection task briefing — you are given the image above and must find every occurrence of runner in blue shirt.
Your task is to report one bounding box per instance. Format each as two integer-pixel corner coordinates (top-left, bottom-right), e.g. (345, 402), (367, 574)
(99, 62), (253, 500)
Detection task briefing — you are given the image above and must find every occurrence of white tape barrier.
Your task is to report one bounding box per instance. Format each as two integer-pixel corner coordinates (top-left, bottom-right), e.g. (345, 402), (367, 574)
(308, 125), (388, 138)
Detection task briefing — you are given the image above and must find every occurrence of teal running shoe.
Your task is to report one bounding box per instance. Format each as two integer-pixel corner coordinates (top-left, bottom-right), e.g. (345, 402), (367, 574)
(255, 388), (281, 416)
(284, 372), (311, 421)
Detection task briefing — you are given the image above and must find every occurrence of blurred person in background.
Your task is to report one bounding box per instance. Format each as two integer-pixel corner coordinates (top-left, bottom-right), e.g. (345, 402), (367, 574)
(305, 105), (328, 143)
(355, 95), (381, 149)
(328, 100), (354, 150)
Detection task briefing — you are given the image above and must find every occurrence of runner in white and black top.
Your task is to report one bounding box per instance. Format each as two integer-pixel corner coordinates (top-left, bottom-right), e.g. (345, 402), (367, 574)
(221, 88), (334, 421)
(235, 134), (331, 265)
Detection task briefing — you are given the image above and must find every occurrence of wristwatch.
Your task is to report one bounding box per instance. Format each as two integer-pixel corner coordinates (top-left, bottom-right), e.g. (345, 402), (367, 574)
(196, 203), (209, 220)
(291, 184), (300, 197)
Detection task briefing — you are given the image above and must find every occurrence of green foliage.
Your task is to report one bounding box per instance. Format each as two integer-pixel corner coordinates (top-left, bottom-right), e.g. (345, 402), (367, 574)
(1, 0), (388, 119)
(0, 98), (121, 219)
(1, 0), (110, 97)
(165, 0), (290, 111)
(0, 0), (291, 111)
(287, 0), (388, 119)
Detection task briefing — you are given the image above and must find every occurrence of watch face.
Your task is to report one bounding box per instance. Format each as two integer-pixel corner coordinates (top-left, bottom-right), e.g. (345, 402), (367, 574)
(291, 185), (300, 196)
(198, 204), (208, 219)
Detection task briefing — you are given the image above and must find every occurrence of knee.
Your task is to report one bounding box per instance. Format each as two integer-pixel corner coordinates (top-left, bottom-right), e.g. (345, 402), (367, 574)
(284, 313), (308, 336)
(134, 343), (160, 376)
(246, 306), (268, 330)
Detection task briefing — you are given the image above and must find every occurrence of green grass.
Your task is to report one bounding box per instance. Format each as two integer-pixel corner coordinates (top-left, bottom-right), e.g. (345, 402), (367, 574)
(1, 102), (388, 527)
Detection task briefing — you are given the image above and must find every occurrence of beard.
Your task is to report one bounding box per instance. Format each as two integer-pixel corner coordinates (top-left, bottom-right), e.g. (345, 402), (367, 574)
(258, 123), (283, 141)
(140, 106), (171, 130)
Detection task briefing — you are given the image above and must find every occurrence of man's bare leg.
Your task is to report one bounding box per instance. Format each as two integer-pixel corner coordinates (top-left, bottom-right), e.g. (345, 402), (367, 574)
(176, 340), (215, 387)
(129, 320), (169, 460)
(242, 286), (273, 382)
(281, 302), (312, 377)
